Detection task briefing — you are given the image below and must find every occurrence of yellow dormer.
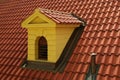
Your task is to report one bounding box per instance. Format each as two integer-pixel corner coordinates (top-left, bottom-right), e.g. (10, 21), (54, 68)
(22, 8), (81, 63)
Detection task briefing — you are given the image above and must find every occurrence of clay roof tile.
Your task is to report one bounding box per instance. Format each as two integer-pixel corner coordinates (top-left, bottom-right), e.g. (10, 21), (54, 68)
(0, 0), (120, 80)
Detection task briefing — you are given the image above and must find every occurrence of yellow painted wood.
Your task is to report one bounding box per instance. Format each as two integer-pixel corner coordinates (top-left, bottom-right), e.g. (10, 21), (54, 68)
(22, 9), (56, 28)
(56, 27), (75, 60)
(21, 8), (80, 63)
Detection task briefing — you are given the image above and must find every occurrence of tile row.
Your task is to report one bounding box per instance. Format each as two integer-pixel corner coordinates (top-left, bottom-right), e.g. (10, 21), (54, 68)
(82, 31), (120, 38)
(98, 64), (120, 77)
(74, 46), (120, 55)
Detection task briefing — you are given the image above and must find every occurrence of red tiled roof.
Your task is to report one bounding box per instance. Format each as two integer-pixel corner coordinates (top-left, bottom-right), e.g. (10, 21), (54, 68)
(39, 8), (81, 24)
(0, 0), (120, 80)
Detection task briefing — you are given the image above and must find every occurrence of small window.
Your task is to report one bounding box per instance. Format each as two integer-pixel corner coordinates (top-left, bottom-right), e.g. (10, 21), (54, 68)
(38, 36), (48, 60)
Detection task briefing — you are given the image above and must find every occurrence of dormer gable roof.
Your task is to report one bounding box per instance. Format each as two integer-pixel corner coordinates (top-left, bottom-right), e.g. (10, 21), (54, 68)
(22, 8), (81, 28)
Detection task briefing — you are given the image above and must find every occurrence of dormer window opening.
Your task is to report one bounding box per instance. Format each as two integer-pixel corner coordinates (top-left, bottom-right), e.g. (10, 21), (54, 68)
(38, 36), (48, 60)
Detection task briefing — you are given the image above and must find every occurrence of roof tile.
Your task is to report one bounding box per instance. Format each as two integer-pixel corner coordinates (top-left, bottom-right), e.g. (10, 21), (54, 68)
(39, 8), (81, 24)
(0, 0), (120, 80)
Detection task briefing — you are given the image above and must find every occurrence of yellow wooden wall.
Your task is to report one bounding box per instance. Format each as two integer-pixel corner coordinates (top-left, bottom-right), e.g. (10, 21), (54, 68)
(27, 27), (75, 63)
(56, 27), (75, 60)
(27, 27), (57, 62)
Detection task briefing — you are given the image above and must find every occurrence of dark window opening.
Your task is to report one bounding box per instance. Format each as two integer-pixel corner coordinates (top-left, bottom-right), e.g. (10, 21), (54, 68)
(38, 36), (48, 60)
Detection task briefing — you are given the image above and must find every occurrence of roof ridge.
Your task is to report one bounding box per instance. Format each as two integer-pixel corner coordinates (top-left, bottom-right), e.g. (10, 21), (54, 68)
(39, 8), (71, 15)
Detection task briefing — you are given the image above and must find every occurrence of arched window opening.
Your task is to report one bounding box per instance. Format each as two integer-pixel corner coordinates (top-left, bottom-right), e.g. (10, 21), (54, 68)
(38, 36), (48, 60)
